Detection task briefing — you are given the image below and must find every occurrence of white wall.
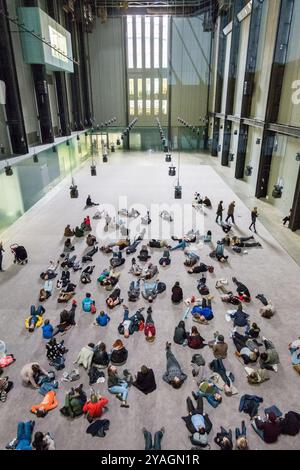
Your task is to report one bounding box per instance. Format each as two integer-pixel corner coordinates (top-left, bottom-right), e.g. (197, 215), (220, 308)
(233, 14), (250, 117)
(89, 17), (127, 127)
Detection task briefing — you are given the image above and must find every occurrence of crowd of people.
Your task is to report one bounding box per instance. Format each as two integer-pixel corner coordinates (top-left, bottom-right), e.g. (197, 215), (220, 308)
(0, 188), (299, 453)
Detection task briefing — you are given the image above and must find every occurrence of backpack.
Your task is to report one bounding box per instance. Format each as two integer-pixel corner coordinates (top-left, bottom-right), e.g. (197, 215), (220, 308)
(138, 246), (149, 261)
(233, 246), (242, 254)
(157, 282), (166, 294)
(149, 240), (161, 248)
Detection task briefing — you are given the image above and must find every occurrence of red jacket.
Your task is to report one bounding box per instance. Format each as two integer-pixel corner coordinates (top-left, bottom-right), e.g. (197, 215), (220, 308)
(83, 397), (109, 418)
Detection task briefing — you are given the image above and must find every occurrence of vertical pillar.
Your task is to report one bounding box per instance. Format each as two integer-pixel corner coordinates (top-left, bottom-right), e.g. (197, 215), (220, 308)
(32, 64), (54, 144)
(78, 16), (92, 126)
(235, 0), (264, 179)
(290, 166), (300, 231)
(255, 0), (294, 197)
(0, 0), (28, 154)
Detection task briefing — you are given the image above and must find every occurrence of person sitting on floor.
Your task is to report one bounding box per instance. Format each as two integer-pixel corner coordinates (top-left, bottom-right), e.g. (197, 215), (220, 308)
(107, 365), (129, 408)
(83, 391), (109, 422)
(246, 322), (261, 339)
(229, 303), (249, 328)
(203, 197), (212, 208)
(82, 292), (96, 313)
(74, 226), (84, 238)
(95, 310), (111, 327)
(42, 319), (53, 340)
(20, 363), (49, 389)
(187, 326), (206, 350)
(129, 258), (143, 276)
(86, 195), (99, 207)
(52, 301), (77, 335)
(106, 287), (123, 309)
(183, 395), (212, 448)
(57, 282), (76, 303)
(142, 263), (158, 280)
(32, 431), (55, 450)
(133, 365), (157, 395)
(173, 320), (187, 345)
(60, 384), (87, 418)
(171, 281), (183, 304)
(26, 305), (45, 333)
(75, 343), (95, 371)
(64, 225), (74, 237)
(251, 412), (281, 444)
(289, 339), (300, 374)
(86, 234), (98, 247)
(92, 342), (110, 369)
(63, 238), (75, 254)
(159, 250), (171, 267)
(209, 334), (228, 360)
(110, 340), (128, 365)
(259, 338), (280, 372)
(162, 342), (187, 389)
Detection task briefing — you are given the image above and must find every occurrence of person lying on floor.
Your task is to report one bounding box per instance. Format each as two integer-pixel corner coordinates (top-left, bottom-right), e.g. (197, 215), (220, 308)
(289, 339), (300, 372)
(106, 287), (123, 309)
(232, 331), (260, 365)
(119, 305), (145, 338)
(142, 280), (159, 303)
(245, 367), (270, 385)
(246, 322), (261, 339)
(133, 365), (157, 395)
(251, 411), (281, 444)
(144, 307), (156, 342)
(57, 282), (76, 303)
(256, 294), (275, 319)
(194, 378), (222, 408)
(220, 221), (232, 234)
(107, 365), (130, 408)
(214, 240), (228, 262)
(182, 395), (212, 448)
(232, 277), (251, 302)
(208, 359), (237, 396)
(39, 277), (53, 302)
(231, 236), (262, 248)
(8, 421), (35, 451)
(142, 263), (158, 280)
(101, 238), (130, 253)
(183, 250), (199, 267)
(191, 298), (214, 324)
(214, 427), (233, 450)
(26, 305), (45, 333)
(187, 261), (214, 274)
(159, 210), (173, 222)
(80, 265), (95, 284)
(142, 427), (165, 450)
(86, 195), (99, 207)
(259, 338), (280, 372)
(171, 230), (200, 251)
(187, 326), (206, 349)
(40, 261), (59, 280)
(148, 239), (171, 249)
(100, 268), (120, 290)
(83, 391), (109, 423)
(163, 342), (187, 389)
(93, 209), (105, 220)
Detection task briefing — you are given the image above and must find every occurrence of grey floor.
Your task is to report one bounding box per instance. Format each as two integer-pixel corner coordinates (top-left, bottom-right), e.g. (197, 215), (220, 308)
(0, 151), (300, 450)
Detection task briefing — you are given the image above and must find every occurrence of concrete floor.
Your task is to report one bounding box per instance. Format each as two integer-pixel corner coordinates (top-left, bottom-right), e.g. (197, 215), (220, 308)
(0, 151), (300, 450)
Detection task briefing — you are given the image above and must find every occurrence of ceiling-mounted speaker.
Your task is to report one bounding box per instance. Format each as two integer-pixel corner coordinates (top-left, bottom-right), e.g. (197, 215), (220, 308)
(103, 155), (108, 163)
(165, 154), (172, 162)
(5, 165), (13, 176)
(91, 165), (97, 176)
(169, 166), (176, 176)
(33, 154), (39, 163)
(175, 185), (182, 199)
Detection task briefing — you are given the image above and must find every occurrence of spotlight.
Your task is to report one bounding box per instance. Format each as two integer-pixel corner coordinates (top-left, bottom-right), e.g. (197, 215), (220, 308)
(52, 146), (57, 153)
(91, 165), (97, 176)
(33, 154), (39, 163)
(165, 154), (172, 162)
(66, 140), (70, 146)
(5, 164), (13, 176)
(117, 139), (121, 146)
(169, 166), (176, 176)
(111, 144), (115, 153)
(85, 132), (88, 137)
(103, 154), (108, 163)
(174, 185), (182, 199)
(272, 184), (283, 199)
(77, 134), (80, 141)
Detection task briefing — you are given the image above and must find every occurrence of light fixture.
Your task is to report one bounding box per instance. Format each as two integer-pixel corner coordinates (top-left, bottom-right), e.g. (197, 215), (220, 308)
(234, 130), (238, 135)
(5, 163), (13, 176)
(0, 144), (5, 154)
(256, 138), (261, 145)
(165, 154), (172, 162)
(174, 184), (182, 199)
(272, 184), (283, 199)
(77, 134), (80, 141)
(169, 165), (176, 176)
(245, 165), (253, 177)
(91, 165), (97, 176)
(52, 145), (57, 153)
(103, 155), (108, 163)
(229, 153), (235, 162)
(33, 154), (39, 163)
(66, 140), (70, 146)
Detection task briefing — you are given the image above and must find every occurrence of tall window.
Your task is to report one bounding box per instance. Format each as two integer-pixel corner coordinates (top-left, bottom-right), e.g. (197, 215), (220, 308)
(129, 100), (135, 116)
(154, 78), (160, 95)
(146, 78), (151, 97)
(137, 100), (143, 115)
(154, 99), (160, 116)
(145, 17), (151, 69)
(137, 78), (143, 98)
(162, 78), (168, 95)
(146, 100), (151, 115)
(162, 100), (167, 115)
(127, 16), (134, 68)
(136, 16), (142, 69)
(162, 16), (169, 68)
(129, 78), (135, 96)
(154, 17), (160, 68)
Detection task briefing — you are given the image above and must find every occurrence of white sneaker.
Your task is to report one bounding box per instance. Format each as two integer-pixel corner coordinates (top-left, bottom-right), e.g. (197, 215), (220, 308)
(272, 364), (278, 373)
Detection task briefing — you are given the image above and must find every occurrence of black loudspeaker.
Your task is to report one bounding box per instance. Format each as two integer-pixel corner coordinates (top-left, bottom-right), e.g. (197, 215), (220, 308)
(111, 145), (115, 153)
(70, 188), (79, 198)
(169, 166), (176, 176)
(91, 165), (97, 176)
(5, 166), (13, 176)
(33, 154), (39, 163)
(165, 154), (172, 162)
(164, 145), (168, 153)
(175, 185), (182, 199)
(117, 139), (121, 146)
(103, 155), (108, 163)
(272, 185), (283, 199)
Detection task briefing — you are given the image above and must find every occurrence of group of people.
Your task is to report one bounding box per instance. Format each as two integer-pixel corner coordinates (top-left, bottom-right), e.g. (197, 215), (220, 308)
(1, 186), (298, 453)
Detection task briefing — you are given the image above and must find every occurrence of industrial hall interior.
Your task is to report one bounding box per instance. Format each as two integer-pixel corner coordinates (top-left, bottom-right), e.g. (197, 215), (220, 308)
(1, 0), (300, 453)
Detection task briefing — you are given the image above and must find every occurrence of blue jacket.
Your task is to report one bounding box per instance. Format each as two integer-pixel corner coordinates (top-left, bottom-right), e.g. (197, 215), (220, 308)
(192, 306), (213, 321)
(96, 313), (110, 327)
(42, 323), (53, 339)
(82, 297), (93, 312)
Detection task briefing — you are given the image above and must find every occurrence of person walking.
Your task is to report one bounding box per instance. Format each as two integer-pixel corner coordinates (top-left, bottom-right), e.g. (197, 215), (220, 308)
(249, 207), (258, 233)
(216, 201), (224, 224)
(226, 201), (235, 224)
(0, 242), (4, 272)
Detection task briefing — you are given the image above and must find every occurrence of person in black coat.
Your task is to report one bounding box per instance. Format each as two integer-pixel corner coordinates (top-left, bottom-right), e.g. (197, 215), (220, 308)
(92, 342), (109, 368)
(133, 366), (156, 394)
(110, 340), (128, 365)
(171, 282), (183, 304)
(279, 411), (300, 436)
(173, 321), (187, 345)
